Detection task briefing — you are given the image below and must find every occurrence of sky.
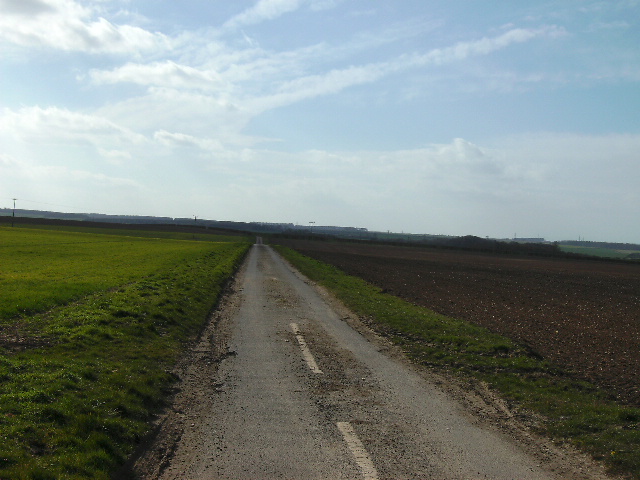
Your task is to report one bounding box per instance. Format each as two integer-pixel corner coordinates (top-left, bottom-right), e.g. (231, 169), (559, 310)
(1, 0), (639, 242)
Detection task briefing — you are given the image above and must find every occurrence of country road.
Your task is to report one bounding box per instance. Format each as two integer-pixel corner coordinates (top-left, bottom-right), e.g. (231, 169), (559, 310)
(125, 243), (614, 480)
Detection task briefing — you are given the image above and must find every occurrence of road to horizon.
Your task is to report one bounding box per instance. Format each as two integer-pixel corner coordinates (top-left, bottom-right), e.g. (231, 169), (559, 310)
(135, 243), (608, 480)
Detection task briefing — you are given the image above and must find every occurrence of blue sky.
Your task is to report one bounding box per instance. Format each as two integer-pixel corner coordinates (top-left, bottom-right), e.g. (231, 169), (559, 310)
(1, 0), (639, 242)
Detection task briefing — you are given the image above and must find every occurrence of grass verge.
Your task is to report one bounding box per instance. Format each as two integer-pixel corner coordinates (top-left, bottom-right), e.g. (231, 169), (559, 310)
(0, 240), (250, 479)
(275, 246), (640, 479)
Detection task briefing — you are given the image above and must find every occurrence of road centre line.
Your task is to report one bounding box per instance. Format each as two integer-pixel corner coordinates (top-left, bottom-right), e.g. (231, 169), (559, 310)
(289, 323), (323, 374)
(336, 422), (379, 480)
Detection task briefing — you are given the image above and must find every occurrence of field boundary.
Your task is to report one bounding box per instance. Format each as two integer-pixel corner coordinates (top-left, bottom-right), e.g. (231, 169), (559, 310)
(275, 245), (640, 479)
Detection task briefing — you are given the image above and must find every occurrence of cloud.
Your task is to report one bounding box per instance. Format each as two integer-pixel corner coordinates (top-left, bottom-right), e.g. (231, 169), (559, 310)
(244, 27), (559, 112)
(431, 138), (505, 176)
(408, 26), (566, 67)
(250, 62), (389, 111)
(98, 148), (132, 165)
(182, 138), (526, 230)
(0, 106), (147, 146)
(0, 0), (169, 54)
(0, 0), (55, 16)
(495, 132), (640, 192)
(223, 0), (306, 30)
(197, 41), (327, 87)
(94, 88), (253, 147)
(72, 24), (565, 165)
(0, 152), (20, 167)
(89, 61), (224, 91)
(76, 19), (564, 150)
(65, 169), (142, 188)
(153, 130), (225, 153)
(205, 133), (640, 239)
(0, 156), (142, 193)
(220, 139), (525, 196)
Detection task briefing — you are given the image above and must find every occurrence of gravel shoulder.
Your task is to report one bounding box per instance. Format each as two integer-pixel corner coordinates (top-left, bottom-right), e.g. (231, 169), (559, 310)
(119, 244), (619, 480)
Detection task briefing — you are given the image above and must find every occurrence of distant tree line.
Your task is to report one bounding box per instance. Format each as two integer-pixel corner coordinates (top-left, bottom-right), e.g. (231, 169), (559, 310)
(272, 232), (640, 262)
(271, 231), (564, 257)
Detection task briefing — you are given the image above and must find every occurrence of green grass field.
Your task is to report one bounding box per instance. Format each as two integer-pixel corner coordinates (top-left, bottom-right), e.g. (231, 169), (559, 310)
(10, 222), (245, 243)
(0, 226), (246, 321)
(275, 246), (640, 479)
(0, 226), (250, 479)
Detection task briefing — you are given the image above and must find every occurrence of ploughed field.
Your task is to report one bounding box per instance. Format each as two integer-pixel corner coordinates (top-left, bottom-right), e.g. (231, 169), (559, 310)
(279, 240), (640, 406)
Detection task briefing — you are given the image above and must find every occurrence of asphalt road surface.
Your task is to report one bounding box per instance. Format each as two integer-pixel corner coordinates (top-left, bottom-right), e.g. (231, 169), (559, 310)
(129, 243), (613, 480)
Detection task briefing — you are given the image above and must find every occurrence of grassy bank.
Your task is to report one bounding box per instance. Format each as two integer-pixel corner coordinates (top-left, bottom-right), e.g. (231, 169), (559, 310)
(275, 246), (640, 479)
(0, 227), (250, 479)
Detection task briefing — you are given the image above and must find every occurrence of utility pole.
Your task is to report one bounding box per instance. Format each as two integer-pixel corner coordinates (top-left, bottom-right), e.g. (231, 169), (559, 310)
(12, 198), (17, 227)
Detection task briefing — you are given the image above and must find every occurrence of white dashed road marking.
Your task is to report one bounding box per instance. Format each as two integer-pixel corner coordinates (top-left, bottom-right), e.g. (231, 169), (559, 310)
(290, 323), (323, 374)
(336, 421), (379, 480)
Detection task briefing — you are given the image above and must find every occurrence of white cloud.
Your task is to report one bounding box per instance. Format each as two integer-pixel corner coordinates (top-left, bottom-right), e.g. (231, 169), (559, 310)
(65, 169), (142, 188)
(184, 139), (520, 230)
(0, 0), (169, 54)
(184, 42), (333, 97)
(243, 27), (559, 112)
(0, 152), (20, 168)
(221, 133), (640, 239)
(153, 130), (225, 153)
(408, 26), (566, 67)
(98, 148), (132, 165)
(212, 138), (529, 198)
(0, 0), (55, 16)
(431, 138), (505, 176)
(0, 106), (147, 146)
(74, 21), (564, 150)
(89, 61), (224, 91)
(94, 88), (252, 146)
(250, 62), (389, 111)
(0, 156), (142, 194)
(495, 132), (640, 193)
(223, 0), (306, 30)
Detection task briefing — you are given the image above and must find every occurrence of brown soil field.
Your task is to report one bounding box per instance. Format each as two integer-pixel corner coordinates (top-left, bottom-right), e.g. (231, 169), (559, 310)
(278, 240), (640, 406)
